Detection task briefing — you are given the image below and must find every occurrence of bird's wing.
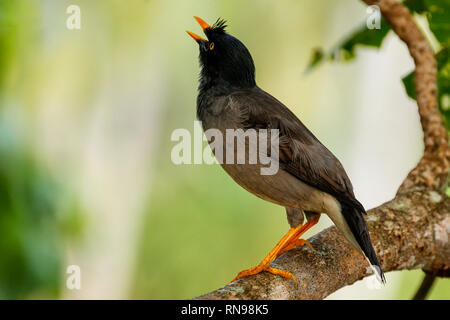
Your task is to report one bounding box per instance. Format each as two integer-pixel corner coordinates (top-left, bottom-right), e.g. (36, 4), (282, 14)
(230, 88), (365, 213)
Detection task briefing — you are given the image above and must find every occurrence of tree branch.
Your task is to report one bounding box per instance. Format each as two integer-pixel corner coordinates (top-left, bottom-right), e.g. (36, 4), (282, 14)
(194, 0), (449, 300)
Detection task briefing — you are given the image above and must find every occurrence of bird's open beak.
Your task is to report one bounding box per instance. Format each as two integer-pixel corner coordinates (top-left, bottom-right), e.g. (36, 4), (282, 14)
(186, 16), (210, 43)
(186, 30), (206, 43)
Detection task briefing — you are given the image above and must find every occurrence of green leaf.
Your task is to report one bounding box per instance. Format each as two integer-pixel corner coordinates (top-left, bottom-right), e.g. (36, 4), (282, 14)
(306, 18), (391, 71)
(425, 0), (450, 47)
(402, 71), (416, 100)
(436, 47), (450, 128)
(404, 0), (427, 13)
(305, 48), (324, 72)
(332, 19), (390, 61)
(402, 47), (450, 129)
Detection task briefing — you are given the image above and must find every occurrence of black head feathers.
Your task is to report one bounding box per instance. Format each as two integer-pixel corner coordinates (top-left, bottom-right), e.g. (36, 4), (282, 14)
(203, 18), (227, 39)
(211, 18), (227, 32)
(193, 17), (256, 91)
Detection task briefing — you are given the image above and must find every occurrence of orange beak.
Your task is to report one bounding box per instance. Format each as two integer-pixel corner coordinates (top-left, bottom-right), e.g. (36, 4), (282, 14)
(186, 16), (210, 42)
(194, 16), (210, 31)
(186, 30), (206, 42)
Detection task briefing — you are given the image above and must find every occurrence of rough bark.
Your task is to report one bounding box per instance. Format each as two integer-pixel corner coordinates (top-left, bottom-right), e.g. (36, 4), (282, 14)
(195, 0), (449, 300)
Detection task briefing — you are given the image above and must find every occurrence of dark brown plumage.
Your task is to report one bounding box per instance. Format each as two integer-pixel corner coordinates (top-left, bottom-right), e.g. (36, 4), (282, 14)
(187, 17), (385, 284)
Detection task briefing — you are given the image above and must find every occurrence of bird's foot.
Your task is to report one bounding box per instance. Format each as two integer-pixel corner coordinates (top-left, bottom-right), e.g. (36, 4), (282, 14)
(230, 218), (319, 287)
(231, 265), (298, 287)
(276, 238), (313, 258)
(231, 219), (319, 287)
(230, 226), (305, 287)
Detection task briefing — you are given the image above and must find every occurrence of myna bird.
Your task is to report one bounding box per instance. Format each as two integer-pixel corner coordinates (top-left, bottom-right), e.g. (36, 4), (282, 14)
(187, 17), (385, 284)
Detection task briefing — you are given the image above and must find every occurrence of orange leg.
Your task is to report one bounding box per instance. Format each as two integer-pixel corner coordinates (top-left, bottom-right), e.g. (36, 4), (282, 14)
(231, 215), (319, 285)
(275, 216), (319, 258)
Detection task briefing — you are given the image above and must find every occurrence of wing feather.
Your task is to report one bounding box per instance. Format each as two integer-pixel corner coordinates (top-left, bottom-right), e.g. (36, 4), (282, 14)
(231, 88), (365, 213)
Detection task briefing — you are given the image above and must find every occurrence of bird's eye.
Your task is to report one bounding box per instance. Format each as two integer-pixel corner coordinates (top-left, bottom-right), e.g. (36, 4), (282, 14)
(209, 42), (214, 50)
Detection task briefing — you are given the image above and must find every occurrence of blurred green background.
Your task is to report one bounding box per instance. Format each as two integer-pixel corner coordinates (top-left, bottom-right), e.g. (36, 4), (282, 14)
(0, 0), (448, 299)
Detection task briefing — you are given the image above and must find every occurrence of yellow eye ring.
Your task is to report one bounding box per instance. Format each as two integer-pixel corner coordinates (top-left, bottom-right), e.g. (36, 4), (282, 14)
(209, 42), (214, 50)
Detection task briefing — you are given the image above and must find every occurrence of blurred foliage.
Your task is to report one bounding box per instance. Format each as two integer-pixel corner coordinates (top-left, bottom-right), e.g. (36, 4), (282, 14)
(426, 0), (450, 47)
(0, 0), (81, 299)
(0, 136), (70, 299)
(307, 0), (450, 130)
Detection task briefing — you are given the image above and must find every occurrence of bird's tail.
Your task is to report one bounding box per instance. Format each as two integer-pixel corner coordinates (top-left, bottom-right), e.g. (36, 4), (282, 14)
(340, 202), (385, 284)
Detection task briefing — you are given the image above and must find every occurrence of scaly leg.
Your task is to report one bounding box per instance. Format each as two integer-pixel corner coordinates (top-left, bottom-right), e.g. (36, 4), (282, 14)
(231, 219), (317, 285)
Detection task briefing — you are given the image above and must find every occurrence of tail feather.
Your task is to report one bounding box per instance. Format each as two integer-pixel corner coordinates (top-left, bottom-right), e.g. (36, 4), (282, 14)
(340, 202), (386, 283)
